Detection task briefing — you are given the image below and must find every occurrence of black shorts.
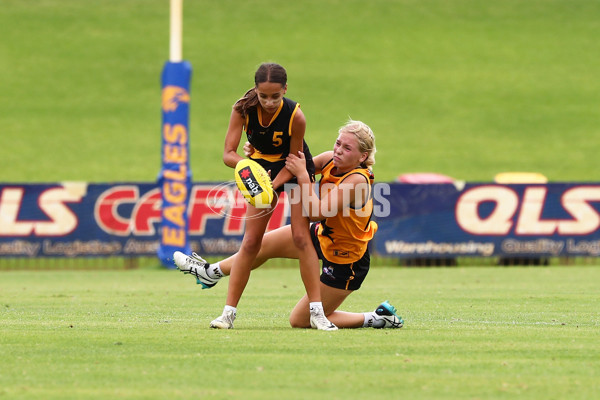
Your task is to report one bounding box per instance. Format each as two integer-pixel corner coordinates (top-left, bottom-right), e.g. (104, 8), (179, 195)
(310, 222), (370, 291)
(251, 147), (315, 193)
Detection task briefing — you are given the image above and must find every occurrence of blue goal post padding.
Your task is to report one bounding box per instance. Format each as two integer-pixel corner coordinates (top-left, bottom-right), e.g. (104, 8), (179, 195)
(157, 61), (193, 268)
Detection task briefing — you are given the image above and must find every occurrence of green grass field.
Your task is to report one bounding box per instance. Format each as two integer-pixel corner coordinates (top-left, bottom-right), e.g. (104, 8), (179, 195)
(1, 0), (600, 182)
(1, 265), (598, 399)
(2, 2), (600, 399)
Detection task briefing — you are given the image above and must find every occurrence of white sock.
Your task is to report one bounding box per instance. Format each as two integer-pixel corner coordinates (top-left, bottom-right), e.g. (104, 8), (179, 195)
(224, 305), (237, 316)
(363, 312), (384, 328)
(309, 302), (324, 314)
(207, 262), (223, 279)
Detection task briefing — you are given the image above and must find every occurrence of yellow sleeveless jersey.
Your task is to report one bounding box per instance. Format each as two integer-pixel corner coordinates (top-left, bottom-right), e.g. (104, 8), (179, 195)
(317, 160), (378, 264)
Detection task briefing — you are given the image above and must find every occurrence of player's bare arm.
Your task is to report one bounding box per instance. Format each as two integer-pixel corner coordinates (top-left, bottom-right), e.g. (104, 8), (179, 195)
(312, 151), (334, 175)
(313, 173), (367, 220)
(223, 109), (245, 168)
(271, 108), (306, 190)
(286, 152), (367, 221)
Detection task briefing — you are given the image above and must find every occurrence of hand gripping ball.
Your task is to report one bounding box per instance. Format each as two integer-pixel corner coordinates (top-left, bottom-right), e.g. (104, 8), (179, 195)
(234, 159), (274, 208)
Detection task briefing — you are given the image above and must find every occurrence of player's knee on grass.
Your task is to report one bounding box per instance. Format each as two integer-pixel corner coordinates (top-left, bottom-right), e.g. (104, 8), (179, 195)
(289, 302), (311, 328)
(289, 314), (310, 329)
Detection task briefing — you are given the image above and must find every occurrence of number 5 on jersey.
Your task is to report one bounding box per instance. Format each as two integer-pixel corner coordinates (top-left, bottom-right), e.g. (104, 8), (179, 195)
(273, 131), (283, 147)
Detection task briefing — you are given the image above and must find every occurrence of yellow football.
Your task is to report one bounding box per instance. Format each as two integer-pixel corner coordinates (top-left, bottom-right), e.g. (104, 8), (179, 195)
(234, 159), (274, 208)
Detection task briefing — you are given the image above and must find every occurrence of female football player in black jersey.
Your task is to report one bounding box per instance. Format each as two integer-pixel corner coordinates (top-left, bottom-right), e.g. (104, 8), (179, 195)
(206, 63), (335, 330)
(174, 120), (404, 330)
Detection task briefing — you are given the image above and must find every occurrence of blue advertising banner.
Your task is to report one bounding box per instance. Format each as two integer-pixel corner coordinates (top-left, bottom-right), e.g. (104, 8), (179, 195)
(0, 183), (161, 258)
(373, 183), (600, 258)
(0, 182), (289, 259)
(1, 182), (600, 259)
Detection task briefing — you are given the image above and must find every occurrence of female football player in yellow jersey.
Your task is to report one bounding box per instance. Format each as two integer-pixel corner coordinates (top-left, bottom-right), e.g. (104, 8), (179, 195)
(175, 120), (403, 329)
(194, 63), (334, 330)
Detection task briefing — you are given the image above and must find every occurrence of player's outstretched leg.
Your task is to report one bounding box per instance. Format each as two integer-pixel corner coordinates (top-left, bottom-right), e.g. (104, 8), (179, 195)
(173, 251), (222, 289)
(366, 301), (404, 329)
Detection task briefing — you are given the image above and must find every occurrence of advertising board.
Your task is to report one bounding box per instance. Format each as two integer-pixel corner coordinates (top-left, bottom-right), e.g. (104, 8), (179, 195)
(1, 182), (599, 259)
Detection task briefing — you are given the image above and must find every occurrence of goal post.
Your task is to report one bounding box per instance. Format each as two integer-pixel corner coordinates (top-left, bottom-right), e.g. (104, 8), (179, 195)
(157, 0), (193, 268)
(169, 0), (182, 62)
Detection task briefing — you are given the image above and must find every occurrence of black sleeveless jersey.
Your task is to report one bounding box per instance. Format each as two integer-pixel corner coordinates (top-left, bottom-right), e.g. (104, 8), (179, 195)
(245, 97), (307, 162)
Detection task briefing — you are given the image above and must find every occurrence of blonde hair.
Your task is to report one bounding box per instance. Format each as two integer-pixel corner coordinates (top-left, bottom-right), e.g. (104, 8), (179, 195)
(339, 119), (376, 168)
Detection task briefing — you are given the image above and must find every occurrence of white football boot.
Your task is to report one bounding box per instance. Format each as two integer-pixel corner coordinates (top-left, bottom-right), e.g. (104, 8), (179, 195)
(210, 309), (236, 329)
(309, 306), (338, 331)
(373, 301), (404, 329)
(173, 251), (220, 289)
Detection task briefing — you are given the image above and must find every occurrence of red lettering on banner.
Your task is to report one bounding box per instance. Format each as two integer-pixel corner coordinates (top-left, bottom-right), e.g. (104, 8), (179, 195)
(188, 186), (229, 234)
(95, 186), (139, 236)
(94, 186), (162, 236)
(1, 183), (291, 239)
(131, 189), (161, 235)
(187, 185), (289, 235)
(222, 190), (288, 233)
